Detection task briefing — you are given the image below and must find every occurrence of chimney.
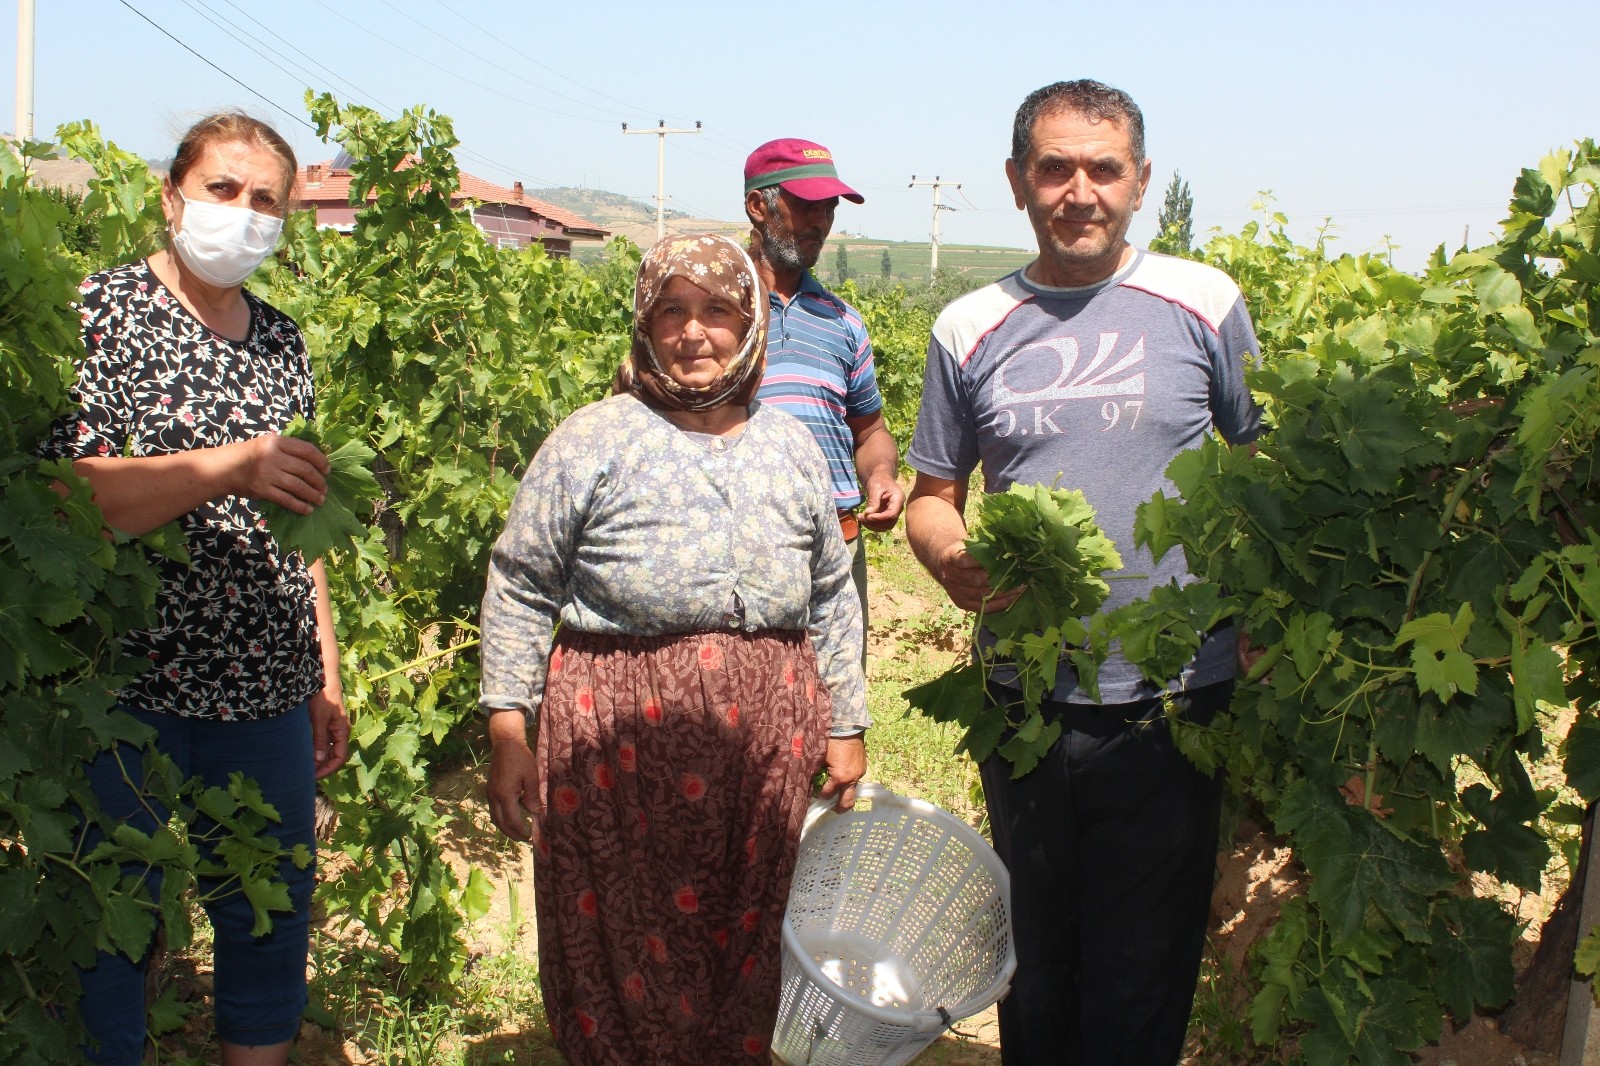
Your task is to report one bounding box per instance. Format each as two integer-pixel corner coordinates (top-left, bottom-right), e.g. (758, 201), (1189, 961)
(513, 181), (524, 201)
(306, 163), (324, 185)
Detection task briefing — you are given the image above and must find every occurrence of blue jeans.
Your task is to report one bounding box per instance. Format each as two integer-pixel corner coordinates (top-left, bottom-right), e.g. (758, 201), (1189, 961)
(76, 705), (317, 1065)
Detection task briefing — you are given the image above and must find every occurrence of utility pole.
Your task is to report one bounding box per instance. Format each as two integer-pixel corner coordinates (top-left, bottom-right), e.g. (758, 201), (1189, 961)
(622, 120), (701, 245)
(14, 0), (35, 143)
(909, 175), (960, 276)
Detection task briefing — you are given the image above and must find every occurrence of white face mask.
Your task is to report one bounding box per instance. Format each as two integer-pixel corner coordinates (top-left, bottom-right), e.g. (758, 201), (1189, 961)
(170, 191), (284, 287)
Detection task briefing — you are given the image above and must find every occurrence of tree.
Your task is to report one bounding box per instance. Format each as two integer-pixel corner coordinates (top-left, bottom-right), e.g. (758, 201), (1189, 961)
(880, 246), (892, 280)
(835, 243), (850, 282)
(34, 183), (101, 259)
(1153, 169), (1194, 254)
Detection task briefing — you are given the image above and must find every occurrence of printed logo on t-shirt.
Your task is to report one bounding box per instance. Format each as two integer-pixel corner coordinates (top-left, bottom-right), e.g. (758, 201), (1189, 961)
(990, 331), (1147, 437)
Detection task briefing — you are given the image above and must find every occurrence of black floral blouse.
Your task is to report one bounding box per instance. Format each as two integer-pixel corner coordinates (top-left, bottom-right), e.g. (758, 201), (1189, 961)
(40, 260), (324, 720)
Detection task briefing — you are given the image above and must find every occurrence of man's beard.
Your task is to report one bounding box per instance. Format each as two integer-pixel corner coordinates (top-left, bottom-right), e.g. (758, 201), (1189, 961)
(760, 226), (812, 274)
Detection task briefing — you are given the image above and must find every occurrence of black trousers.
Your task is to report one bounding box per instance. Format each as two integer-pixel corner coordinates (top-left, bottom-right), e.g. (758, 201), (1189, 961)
(979, 681), (1231, 1065)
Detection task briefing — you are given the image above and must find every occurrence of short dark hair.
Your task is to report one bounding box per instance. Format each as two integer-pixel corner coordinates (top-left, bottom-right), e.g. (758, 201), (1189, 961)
(1011, 80), (1145, 167)
(169, 112), (297, 198)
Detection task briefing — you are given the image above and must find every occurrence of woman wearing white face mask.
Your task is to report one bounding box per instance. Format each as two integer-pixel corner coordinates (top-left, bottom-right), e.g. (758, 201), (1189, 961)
(39, 112), (350, 1066)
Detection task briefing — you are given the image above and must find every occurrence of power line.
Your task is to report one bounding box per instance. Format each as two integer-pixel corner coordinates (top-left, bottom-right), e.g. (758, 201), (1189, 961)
(126, 0), (564, 192)
(671, 140), (745, 172)
(191, 0), (560, 188)
(211, 0), (401, 115)
(421, 0), (764, 157)
(427, 0), (651, 119)
(421, 0), (760, 155)
(113, 0), (313, 131)
(179, 0), (359, 112)
(665, 195), (731, 222)
(370, 0), (631, 122)
(301, 0), (615, 125)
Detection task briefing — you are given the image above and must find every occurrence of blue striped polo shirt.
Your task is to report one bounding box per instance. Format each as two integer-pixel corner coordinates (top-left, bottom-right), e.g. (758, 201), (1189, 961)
(756, 271), (883, 510)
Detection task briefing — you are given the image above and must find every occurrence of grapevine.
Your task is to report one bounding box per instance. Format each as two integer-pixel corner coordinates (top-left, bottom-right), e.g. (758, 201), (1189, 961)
(1118, 142), (1600, 1062)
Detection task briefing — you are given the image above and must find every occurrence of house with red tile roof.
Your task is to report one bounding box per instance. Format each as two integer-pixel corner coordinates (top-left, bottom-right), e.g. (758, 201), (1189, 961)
(292, 157), (609, 257)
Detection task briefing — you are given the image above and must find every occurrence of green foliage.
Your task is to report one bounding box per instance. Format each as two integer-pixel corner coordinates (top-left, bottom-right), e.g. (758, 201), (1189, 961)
(32, 182), (101, 260)
(4, 93), (635, 1058)
(1153, 169), (1195, 255)
(55, 121), (166, 270)
(259, 415), (381, 563)
(905, 485), (1121, 776)
(834, 278), (936, 444)
(1, 138), (305, 1064)
(249, 93), (632, 989)
(1126, 141), (1600, 1061)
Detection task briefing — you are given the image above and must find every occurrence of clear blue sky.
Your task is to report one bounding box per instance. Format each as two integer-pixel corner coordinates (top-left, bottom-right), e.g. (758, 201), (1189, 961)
(5, 0), (1597, 271)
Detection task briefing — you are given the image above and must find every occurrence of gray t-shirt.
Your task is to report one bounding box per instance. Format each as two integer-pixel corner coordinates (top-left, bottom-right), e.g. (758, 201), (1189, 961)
(908, 249), (1263, 704)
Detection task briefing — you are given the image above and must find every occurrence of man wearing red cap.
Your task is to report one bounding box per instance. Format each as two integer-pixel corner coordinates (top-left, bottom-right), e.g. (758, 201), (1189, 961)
(744, 138), (904, 667)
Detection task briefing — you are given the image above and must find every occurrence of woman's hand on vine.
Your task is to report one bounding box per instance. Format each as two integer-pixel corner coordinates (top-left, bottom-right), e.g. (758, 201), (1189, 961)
(1237, 630), (1273, 684)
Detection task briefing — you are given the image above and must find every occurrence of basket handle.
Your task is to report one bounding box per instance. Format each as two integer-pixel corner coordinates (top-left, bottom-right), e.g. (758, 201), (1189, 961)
(802, 780), (897, 836)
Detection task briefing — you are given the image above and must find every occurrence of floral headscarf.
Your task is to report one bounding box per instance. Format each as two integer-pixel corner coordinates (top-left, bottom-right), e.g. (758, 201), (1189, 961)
(614, 233), (768, 412)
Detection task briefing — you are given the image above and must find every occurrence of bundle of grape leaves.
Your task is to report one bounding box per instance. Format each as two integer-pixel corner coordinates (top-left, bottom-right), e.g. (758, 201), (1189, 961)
(906, 483), (1122, 777)
(259, 416), (380, 562)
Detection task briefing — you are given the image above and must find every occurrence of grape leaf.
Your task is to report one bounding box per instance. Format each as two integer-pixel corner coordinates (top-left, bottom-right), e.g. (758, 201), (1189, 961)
(1508, 634), (1565, 732)
(1277, 782), (1458, 943)
(1395, 603), (1479, 701)
(903, 662), (984, 726)
(462, 867), (493, 923)
(259, 416), (380, 562)
(1299, 976), (1430, 1066)
(1459, 783), (1549, 891)
(1428, 896), (1517, 1019)
(1576, 928), (1600, 979)
(146, 980), (198, 1037)
(1564, 714), (1600, 803)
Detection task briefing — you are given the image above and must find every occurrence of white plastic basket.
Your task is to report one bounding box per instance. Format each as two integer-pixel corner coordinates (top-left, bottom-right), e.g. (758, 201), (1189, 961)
(773, 783), (1015, 1066)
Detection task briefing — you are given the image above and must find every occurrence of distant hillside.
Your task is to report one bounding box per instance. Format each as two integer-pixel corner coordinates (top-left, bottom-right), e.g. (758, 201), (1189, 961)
(815, 238), (1034, 288)
(538, 186), (746, 251)
(536, 187), (693, 227)
(544, 185), (1032, 285)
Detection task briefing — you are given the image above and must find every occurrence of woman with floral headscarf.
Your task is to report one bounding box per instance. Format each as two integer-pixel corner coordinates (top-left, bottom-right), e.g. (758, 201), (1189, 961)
(479, 233), (868, 1063)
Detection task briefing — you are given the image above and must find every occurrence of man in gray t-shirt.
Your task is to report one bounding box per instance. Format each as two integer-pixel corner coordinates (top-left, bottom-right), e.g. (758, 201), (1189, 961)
(906, 80), (1262, 1064)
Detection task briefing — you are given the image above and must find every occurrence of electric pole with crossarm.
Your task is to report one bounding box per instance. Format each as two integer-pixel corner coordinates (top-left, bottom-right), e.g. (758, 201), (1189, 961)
(909, 175), (960, 276)
(623, 120), (702, 245)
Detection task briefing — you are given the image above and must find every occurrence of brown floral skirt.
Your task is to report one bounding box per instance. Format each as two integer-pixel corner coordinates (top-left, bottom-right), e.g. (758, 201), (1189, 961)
(531, 627), (831, 1065)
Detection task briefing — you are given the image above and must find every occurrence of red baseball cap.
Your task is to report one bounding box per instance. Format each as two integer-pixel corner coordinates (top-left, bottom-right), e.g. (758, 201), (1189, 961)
(744, 138), (864, 204)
